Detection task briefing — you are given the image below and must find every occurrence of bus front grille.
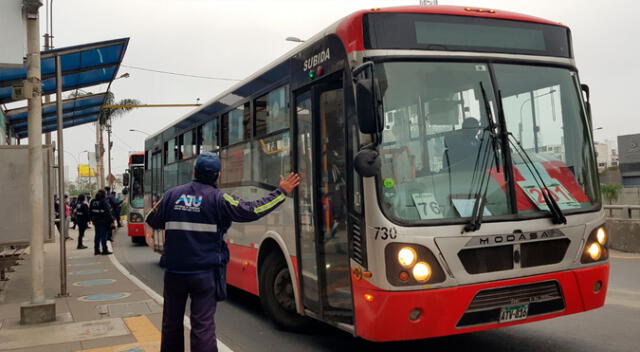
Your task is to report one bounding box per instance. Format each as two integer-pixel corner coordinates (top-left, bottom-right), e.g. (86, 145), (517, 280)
(457, 239), (570, 274)
(456, 281), (565, 328)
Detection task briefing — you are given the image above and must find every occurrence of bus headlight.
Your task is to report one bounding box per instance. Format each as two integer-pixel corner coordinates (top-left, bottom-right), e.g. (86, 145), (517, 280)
(412, 262), (432, 282)
(129, 212), (144, 223)
(398, 247), (417, 267)
(587, 242), (602, 261)
(385, 243), (446, 287)
(596, 227), (606, 245)
(581, 225), (608, 264)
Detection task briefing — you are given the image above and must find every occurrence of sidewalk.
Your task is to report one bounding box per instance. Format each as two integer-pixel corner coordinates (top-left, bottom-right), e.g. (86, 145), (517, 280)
(0, 226), (180, 352)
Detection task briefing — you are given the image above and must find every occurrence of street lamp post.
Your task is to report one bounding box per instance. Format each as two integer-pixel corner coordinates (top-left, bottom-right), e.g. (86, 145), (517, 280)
(518, 89), (556, 152)
(129, 129), (150, 136)
(285, 36), (305, 43)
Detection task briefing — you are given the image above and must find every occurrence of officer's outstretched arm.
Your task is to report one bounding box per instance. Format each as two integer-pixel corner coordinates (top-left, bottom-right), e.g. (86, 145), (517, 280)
(220, 173), (300, 223)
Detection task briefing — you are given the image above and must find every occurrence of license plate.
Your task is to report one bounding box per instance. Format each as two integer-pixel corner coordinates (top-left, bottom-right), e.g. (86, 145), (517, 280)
(499, 304), (529, 323)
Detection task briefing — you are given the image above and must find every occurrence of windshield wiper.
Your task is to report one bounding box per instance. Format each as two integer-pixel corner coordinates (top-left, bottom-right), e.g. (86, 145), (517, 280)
(463, 82), (501, 232)
(508, 134), (567, 225)
(479, 82), (501, 173)
(463, 134), (496, 232)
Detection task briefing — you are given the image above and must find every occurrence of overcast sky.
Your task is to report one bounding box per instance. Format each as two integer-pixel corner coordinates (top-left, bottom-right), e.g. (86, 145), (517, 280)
(27, 0), (638, 182)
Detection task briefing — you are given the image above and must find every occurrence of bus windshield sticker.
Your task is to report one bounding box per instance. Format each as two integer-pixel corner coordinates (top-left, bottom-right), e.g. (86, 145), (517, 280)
(452, 198), (492, 218)
(411, 193), (443, 220)
(517, 179), (581, 211)
(515, 163), (582, 210)
(383, 178), (395, 188)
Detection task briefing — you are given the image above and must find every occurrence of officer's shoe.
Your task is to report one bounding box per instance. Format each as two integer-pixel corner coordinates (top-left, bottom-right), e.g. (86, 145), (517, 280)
(102, 251), (113, 255)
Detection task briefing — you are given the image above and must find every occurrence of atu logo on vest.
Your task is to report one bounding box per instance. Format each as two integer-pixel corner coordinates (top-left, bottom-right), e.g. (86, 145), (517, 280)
(174, 194), (203, 212)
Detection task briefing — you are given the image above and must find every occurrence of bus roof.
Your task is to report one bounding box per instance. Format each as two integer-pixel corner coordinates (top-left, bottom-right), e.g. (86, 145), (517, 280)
(145, 5), (565, 142)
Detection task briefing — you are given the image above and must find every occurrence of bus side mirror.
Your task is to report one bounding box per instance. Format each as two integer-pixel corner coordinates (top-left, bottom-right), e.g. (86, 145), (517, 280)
(353, 63), (383, 135)
(123, 172), (130, 187)
(581, 83), (592, 121)
(354, 149), (380, 177)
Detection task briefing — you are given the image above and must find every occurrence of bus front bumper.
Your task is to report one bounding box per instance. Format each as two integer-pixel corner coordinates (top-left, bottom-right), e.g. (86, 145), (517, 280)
(352, 263), (609, 342)
(127, 222), (145, 237)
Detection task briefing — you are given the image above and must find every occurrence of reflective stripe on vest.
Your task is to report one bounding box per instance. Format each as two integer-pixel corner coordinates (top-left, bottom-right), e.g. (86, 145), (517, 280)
(165, 221), (217, 233)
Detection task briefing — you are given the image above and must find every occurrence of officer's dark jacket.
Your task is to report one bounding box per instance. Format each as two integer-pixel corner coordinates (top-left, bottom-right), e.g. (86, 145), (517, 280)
(145, 181), (287, 273)
(75, 203), (90, 224)
(89, 198), (114, 226)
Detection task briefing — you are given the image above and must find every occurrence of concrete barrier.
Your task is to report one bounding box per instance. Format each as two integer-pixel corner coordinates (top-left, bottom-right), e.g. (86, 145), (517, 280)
(605, 219), (640, 253)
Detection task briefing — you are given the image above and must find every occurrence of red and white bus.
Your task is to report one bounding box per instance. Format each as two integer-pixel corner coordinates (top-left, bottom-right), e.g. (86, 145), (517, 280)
(143, 6), (607, 342)
(124, 152), (146, 243)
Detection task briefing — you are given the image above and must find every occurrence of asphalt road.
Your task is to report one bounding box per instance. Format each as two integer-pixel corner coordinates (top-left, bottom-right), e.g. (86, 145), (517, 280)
(114, 234), (640, 352)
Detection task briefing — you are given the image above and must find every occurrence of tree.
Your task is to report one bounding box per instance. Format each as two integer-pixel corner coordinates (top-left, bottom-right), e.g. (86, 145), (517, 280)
(98, 91), (140, 126)
(99, 92), (141, 188)
(601, 183), (622, 204)
(67, 90), (140, 188)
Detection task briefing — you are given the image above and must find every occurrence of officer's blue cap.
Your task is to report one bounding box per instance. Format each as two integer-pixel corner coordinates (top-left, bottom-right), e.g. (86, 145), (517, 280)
(194, 152), (221, 174)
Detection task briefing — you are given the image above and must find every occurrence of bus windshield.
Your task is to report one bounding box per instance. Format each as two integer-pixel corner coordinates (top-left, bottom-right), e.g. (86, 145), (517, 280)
(375, 61), (599, 224)
(130, 166), (144, 209)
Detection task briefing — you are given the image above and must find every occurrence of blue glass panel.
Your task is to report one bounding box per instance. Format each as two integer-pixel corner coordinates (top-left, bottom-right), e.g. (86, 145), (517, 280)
(41, 57), (57, 76)
(0, 67), (26, 81)
(0, 86), (11, 100)
(82, 45), (123, 66)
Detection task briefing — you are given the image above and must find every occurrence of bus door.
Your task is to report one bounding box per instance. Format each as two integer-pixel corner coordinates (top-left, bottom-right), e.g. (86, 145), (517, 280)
(294, 77), (354, 323)
(150, 151), (163, 251)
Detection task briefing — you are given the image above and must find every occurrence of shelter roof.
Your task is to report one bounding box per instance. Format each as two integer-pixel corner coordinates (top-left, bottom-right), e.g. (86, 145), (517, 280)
(7, 93), (107, 138)
(0, 38), (129, 137)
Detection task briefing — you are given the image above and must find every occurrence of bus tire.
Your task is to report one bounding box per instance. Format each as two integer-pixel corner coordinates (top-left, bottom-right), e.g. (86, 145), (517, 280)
(131, 236), (145, 245)
(259, 252), (310, 331)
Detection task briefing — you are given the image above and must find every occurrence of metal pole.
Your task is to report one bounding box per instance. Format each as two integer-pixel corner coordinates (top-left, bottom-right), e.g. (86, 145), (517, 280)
(44, 33), (52, 146)
(107, 123), (112, 189)
(55, 55), (68, 297)
(529, 91), (540, 153)
(25, 0), (45, 305)
(97, 123), (104, 189)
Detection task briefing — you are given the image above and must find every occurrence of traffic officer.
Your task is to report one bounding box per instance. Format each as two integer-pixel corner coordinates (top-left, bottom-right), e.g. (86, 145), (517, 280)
(145, 152), (300, 352)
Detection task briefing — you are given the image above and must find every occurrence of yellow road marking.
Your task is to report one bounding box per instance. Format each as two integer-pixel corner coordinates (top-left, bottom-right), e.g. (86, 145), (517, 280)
(76, 315), (161, 352)
(124, 316), (162, 342)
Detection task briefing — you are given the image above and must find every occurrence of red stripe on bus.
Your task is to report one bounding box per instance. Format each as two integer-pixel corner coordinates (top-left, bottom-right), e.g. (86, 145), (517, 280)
(226, 242), (299, 298)
(227, 243), (259, 296)
(351, 263), (609, 342)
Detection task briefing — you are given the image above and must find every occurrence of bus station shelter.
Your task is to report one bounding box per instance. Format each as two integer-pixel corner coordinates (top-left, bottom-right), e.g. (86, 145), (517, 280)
(0, 37), (129, 138)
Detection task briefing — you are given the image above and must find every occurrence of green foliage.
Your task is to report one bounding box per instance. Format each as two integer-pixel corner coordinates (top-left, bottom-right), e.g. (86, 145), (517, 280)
(601, 183), (622, 204)
(98, 91), (141, 126)
(120, 199), (129, 217)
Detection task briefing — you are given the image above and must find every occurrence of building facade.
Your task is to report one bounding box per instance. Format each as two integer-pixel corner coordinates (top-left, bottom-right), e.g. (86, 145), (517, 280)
(618, 133), (640, 187)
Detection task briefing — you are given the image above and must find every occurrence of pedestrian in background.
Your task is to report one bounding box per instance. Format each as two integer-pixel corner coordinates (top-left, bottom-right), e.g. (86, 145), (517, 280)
(75, 194), (89, 249)
(54, 194), (73, 240)
(70, 196), (78, 230)
(145, 152), (300, 352)
(111, 191), (124, 228)
(104, 187), (122, 241)
(90, 189), (115, 255)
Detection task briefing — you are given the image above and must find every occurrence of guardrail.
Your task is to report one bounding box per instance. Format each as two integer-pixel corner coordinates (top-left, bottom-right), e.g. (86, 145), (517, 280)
(603, 205), (640, 219)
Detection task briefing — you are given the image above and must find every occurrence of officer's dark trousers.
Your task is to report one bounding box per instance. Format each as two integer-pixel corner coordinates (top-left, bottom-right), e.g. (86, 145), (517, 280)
(77, 222), (88, 248)
(94, 225), (109, 254)
(162, 271), (217, 352)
